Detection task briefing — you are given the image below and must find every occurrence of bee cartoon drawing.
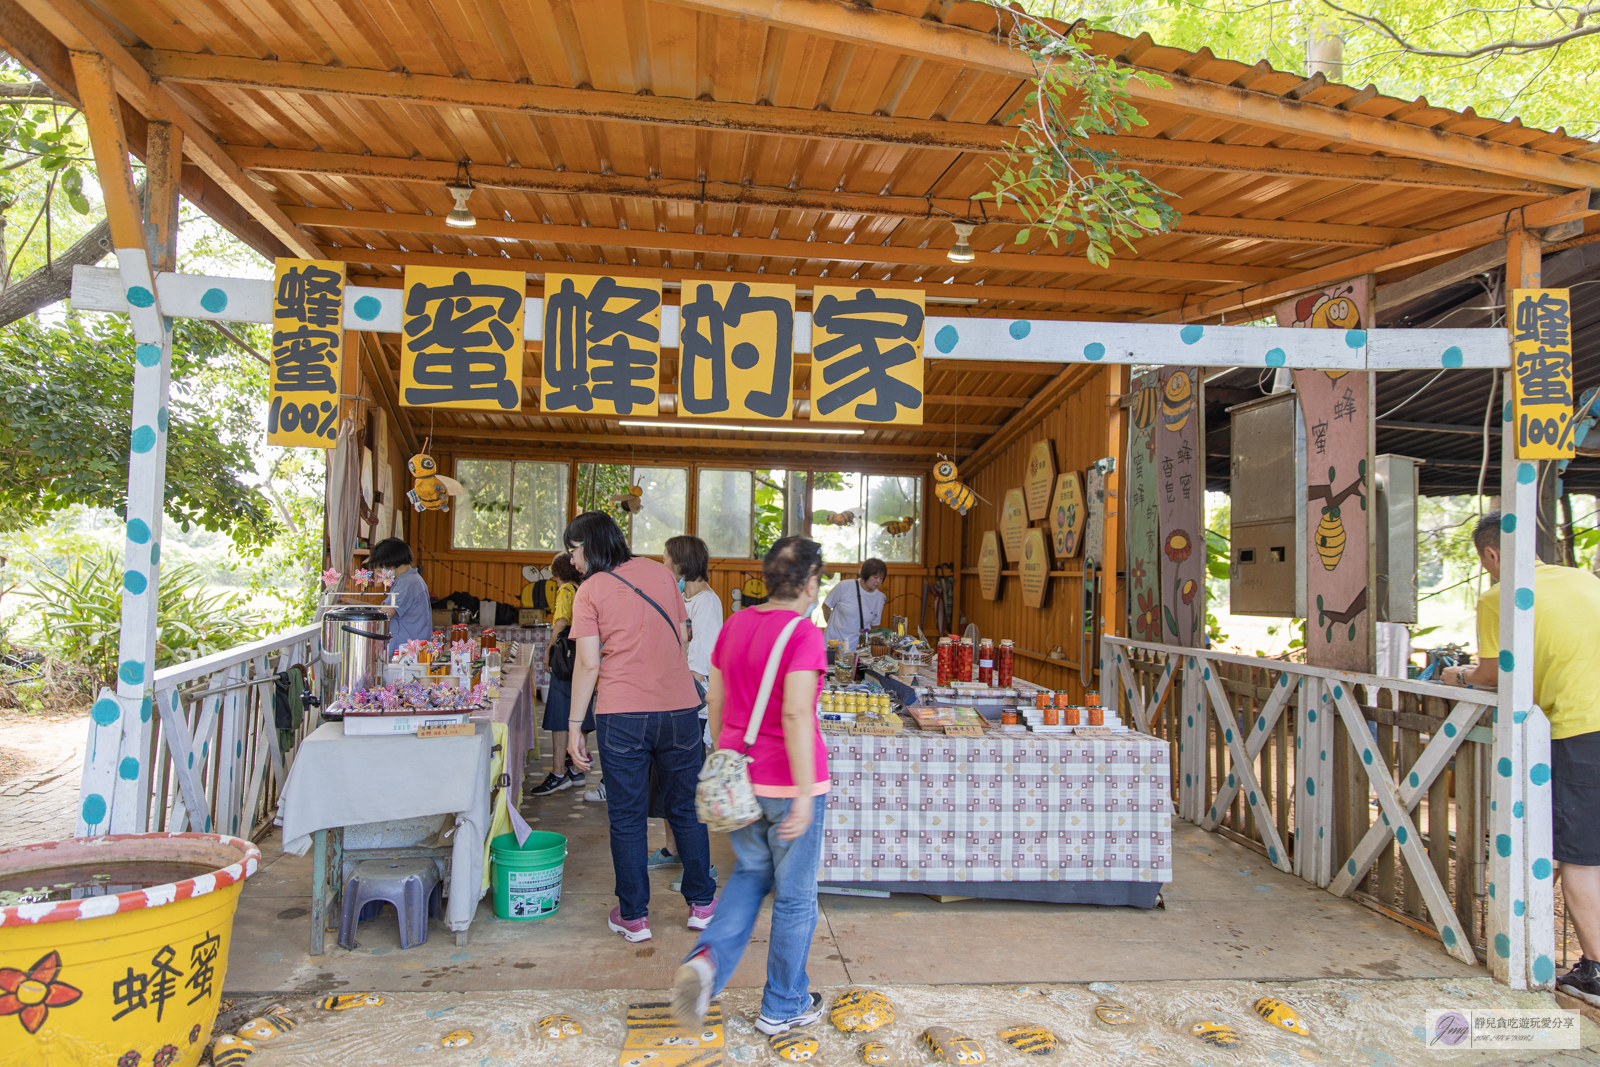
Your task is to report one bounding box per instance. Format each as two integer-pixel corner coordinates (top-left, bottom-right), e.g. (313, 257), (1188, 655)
(407, 450), (465, 512)
(932, 456), (978, 515)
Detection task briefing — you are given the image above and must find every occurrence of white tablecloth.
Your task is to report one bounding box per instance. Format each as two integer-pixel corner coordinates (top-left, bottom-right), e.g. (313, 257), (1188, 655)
(280, 721), (493, 931)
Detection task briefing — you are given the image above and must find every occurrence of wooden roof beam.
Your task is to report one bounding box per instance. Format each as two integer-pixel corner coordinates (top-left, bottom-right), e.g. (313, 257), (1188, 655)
(145, 50), (1562, 196)
(285, 207), (1289, 286)
(427, 427), (968, 457)
(661, 0), (1600, 189)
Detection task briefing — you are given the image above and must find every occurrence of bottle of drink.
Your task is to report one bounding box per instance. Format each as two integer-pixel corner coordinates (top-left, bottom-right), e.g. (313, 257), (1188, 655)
(484, 645), (502, 698)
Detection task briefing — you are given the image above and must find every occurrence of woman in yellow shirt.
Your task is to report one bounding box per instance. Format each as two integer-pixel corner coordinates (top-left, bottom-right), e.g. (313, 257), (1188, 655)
(529, 553), (594, 795)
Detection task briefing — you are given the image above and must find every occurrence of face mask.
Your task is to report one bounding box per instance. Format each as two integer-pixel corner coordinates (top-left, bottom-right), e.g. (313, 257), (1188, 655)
(677, 577), (686, 593)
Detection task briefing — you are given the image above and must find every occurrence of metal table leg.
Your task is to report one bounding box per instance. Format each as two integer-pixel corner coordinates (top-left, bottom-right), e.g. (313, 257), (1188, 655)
(310, 828), (327, 956)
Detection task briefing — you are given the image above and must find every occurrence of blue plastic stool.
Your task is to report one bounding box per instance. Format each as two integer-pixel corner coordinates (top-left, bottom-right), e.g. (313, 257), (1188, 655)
(338, 859), (442, 950)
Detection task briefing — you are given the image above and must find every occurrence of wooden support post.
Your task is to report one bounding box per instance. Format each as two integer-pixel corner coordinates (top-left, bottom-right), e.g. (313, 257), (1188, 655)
(70, 50), (173, 837)
(1099, 366), (1125, 718)
(143, 121), (181, 273)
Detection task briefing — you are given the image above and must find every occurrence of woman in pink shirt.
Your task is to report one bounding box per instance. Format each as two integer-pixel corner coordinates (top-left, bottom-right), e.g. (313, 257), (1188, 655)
(673, 537), (829, 1037)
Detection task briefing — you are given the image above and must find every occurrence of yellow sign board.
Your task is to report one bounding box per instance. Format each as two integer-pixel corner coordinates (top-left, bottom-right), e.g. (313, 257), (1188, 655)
(400, 265), (524, 411)
(978, 531), (1002, 601)
(269, 258), (345, 447)
(679, 280), (796, 420)
(1510, 288), (1574, 460)
(1000, 488), (1028, 563)
(809, 286), (924, 425)
(1050, 471), (1085, 559)
(1020, 527), (1049, 608)
(1025, 440), (1056, 521)
(541, 273), (661, 417)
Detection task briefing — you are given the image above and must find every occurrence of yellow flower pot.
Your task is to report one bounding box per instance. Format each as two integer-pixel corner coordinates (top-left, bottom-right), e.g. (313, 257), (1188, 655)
(0, 833), (260, 1067)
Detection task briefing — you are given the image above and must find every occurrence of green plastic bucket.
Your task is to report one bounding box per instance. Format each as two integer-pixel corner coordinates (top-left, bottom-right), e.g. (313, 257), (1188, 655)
(490, 831), (567, 921)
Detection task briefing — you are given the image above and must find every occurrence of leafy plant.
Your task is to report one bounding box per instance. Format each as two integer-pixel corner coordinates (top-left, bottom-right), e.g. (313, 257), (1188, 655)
(976, 16), (1180, 267)
(26, 549), (267, 686)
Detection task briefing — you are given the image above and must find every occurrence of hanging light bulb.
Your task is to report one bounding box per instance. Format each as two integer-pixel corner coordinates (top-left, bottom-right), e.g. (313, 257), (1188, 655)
(947, 221), (976, 264)
(445, 184), (477, 229)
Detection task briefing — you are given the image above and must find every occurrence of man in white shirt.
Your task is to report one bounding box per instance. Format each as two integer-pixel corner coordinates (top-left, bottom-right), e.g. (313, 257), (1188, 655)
(823, 559), (887, 651)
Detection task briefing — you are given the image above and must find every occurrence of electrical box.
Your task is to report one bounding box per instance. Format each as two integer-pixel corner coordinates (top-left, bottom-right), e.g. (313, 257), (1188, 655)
(1374, 454), (1421, 624)
(1229, 392), (1303, 618)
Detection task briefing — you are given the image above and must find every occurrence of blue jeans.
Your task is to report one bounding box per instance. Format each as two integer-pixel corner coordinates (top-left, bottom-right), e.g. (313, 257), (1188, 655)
(689, 794), (826, 1021)
(596, 708), (714, 919)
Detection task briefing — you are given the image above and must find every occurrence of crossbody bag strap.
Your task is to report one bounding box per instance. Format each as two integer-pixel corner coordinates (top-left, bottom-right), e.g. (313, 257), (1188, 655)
(854, 579), (867, 641)
(743, 615), (806, 752)
(603, 570), (682, 646)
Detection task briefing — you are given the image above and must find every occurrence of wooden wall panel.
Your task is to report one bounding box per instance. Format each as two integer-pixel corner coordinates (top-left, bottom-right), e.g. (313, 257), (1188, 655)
(936, 367), (1126, 701)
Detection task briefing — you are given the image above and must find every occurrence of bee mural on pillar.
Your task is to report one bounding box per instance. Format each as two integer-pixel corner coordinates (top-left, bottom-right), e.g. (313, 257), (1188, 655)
(933, 456), (979, 515)
(1160, 370), (1194, 433)
(1308, 460), (1369, 643)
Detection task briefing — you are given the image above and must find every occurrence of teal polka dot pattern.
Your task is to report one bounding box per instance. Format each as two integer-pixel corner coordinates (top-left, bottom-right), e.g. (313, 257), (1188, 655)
(1265, 348), (1285, 367)
(1305, 777), (1315, 796)
(127, 285), (154, 308)
(1344, 329), (1366, 349)
(1515, 587), (1534, 610)
(1499, 650), (1514, 672)
(1498, 757), (1513, 778)
(934, 325), (959, 353)
(1533, 857), (1552, 880)
(1347, 858), (1356, 875)
(1224, 728), (1232, 743)
(127, 518), (151, 544)
(1531, 762), (1550, 786)
(1441, 346), (1463, 368)
(1083, 342), (1105, 361)
(1502, 512), (1517, 532)
(1409, 771), (1419, 788)
(1534, 955), (1554, 984)
(119, 659), (145, 685)
(1179, 324), (1204, 345)
(1443, 722), (1457, 737)
(1362, 749), (1372, 765)
(1009, 320), (1031, 339)
(1308, 709), (1316, 722)
(1515, 899), (1525, 917)
(1513, 801), (1524, 818)
(157, 407), (169, 432)
(1489, 880), (1496, 897)
(118, 756), (140, 780)
(1267, 846), (1278, 865)
(130, 425), (156, 453)
(151, 542), (160, 565)
(1396, 826), (1407, 845)
(1248, 791), (1257, 806)
(200, 288), (228, 313)
(1495, 934), (1510, 959)
(355, 294), (382, 321)
(81, 793), (107, 824)
(136, 343), (162, 367)
(1518, 462), (1536, 485)
(91, 697), (119, 725)
(1203, 668), (1211, 680)
(1514, 710), (1527, 724)
(1442, 926), (1457, 947)
(123, 570), (147, 594)
(1495, 833), (1512, 857)
(140, 695), (151, 723)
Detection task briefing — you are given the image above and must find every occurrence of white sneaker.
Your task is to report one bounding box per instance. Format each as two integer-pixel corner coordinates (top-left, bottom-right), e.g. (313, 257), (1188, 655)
(672, 948), (716, 1028)
(584, 783), (607, 802)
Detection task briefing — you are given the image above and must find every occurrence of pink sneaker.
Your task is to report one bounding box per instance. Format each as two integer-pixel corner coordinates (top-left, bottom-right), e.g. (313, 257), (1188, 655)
(687, 898), (718, 931)
(608, 906), (652, 942)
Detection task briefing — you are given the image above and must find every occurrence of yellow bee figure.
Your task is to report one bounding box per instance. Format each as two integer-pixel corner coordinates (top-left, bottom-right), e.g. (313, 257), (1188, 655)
(923, 1026), (986, 1064)
(999, 1024), (1058, 1055)
(831, 989), (895, 1033)
(407, 450), (465, 512)
(1190, 1021), (1242, 1048)
(813, 508), (859, 527)
(538, 1014), (583, 1039)
(613, 485), (644, 514)
(238, 1009), (297, 1041)
(933, 457), (977, 515)
(1253, 997), (1310, 1035)
(771, 1032), (820, 1062)
(881, 515), (916, 537)
(441, 1030), (475, 1048)
(211, 1034), (256, 1066)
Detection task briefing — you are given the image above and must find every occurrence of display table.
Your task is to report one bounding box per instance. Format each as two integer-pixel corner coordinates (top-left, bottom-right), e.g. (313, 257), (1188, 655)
(278, 663), (535, 952)
(819, 730), (1173, 906)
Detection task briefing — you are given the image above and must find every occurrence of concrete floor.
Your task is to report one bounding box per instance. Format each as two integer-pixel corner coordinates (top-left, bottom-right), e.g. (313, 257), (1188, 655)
(224, 754), (1481, 996)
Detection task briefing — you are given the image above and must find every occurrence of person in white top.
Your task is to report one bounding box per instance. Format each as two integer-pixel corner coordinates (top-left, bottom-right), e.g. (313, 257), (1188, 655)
(649, 536), (725, 881)
(823, 558), (887, 651)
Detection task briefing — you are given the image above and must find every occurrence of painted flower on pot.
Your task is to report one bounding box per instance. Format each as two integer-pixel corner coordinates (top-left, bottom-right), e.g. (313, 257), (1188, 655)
(1181, 578), (1199, 605)
(1134, 592), (1160, 638)
(1130, 558), (1148, 585)
(1163, 530), (1193, 563)
(0, 951), (83, 1034)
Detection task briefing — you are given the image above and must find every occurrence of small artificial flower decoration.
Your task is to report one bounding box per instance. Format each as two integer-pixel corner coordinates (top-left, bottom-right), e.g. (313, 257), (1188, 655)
(321, 568), (343, 590)
(353, 568), (373, 589)
(375, 567), (396, 589)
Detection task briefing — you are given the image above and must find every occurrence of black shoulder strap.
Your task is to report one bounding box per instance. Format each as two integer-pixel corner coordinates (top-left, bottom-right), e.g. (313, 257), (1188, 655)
(603, 570), (682, 646)
(855, 579), (867, 637)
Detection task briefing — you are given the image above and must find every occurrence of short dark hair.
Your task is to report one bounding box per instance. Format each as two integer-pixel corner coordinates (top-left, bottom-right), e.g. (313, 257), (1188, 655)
(1473, 512), (1502, 556)
(368, 537), (413, 569)
(550, 552), (582, 585)
(859, 558), (888, 582)
(664, 535), (710, 583)
(764, 536), (823, 601)
(563, 511), (632, 573)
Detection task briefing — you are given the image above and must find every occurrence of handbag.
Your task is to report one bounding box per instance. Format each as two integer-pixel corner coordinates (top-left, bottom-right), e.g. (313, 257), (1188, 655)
(603, 570), (709, 707)
(548, 631), (577, 681)
(696, 615), (805, 833)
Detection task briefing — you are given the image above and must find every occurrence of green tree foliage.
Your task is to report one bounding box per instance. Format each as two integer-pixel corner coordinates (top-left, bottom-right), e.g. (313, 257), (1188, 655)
(0, 314), (278, 548)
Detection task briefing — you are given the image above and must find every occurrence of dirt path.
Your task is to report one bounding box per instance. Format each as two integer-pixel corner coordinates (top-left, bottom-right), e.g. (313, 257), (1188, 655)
(0, 709), (87, 846)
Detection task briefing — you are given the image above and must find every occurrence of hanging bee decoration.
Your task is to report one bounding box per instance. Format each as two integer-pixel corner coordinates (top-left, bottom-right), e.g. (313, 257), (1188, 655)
(933, 456), (978, 515)
(408, 448), (465, 512)
(812, 508), (861, 527)
(612, 484), (644, 514)
(881, 515), (917, 537)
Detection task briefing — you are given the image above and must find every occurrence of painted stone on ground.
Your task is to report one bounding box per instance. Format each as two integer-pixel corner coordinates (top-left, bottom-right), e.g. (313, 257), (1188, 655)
(622, 1001), (724, 1067)
(319, 993), (385, 1010)
(1094, 1002), (1136, 1026)
(922, 1026), (986, 1064)
(238, 1009), (296, 1041)
(441, 1030), (474, 1048)
(998, 1024), (1057, 1055)
(1191, 1022), (1242, 1048)
(859, 1040), (894, 1064)
(539, 1013), (584, 1039)
(771, 1032), (820, 1061)
(211, 1035), (256, 1066)
(1253, 997), (1310, 1035)
(831, 989), (896, 1033)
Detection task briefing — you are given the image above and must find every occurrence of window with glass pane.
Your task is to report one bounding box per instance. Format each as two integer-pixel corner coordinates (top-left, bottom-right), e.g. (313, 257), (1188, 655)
(632, 467), (687, 555)
(452, 459), (569, 551)
(576, 463), (633, 527)
(697, 469), (753, 558)
(809, 471), (921, 563)
(754, 469), (799, 558)
(810, 471), (862, 564)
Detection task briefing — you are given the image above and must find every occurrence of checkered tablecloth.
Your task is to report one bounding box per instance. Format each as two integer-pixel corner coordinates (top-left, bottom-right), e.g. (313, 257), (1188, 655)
(820, 731), (1173, 885)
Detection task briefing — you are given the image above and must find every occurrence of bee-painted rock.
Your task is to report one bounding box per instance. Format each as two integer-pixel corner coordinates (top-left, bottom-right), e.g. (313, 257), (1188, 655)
(1094, 1002), (1136, 1026)
(859, 1041), (894, 1065)
(1191, 1022), (1242, 1048)
(998, 1024), (1057, 1055)
(539, 1013), (584, 1039)
(831, 989), (895, 1033)
(441, 1030), (474, 1048)
(771, 1032), (820, 1062)
(211, 1034), (256, 1066)
(319, 992), (385, 1010)
(238, 1009), (297, 1041)
(1253, 997), (1309, 1036)
(922, 1027), (986, 1064)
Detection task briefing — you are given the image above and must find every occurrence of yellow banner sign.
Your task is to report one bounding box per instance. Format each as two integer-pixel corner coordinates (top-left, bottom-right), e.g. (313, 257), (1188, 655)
(401, 265), (524, 411)
(679, 280), (795, 420)
(541, 273), (661, 417)
(809, 286), (924, 425)
(269, 258), (345, 447)
(1510, 288), (1574, 460)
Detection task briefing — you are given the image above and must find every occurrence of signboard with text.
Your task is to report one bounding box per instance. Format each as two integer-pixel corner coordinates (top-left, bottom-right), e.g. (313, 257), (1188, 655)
(679, 280), (795, 420)
(269, 258), (345, 446)
(540, 273), (661, 417)
(1510, 288), (1574, 460)
(809, 286), (924, 425)
(401, 265), (524, 411)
